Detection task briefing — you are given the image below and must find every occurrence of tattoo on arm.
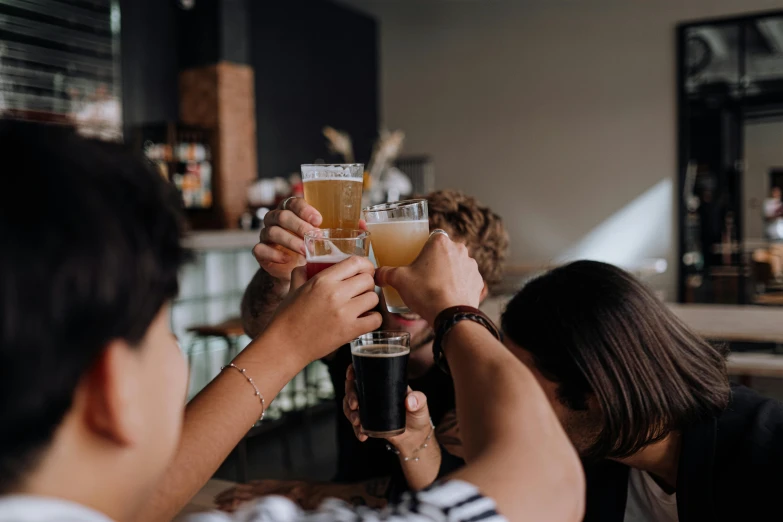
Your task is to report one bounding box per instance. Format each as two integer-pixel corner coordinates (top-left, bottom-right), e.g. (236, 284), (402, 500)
(240, 269), (289, 338)
(436, 410), (464, 458)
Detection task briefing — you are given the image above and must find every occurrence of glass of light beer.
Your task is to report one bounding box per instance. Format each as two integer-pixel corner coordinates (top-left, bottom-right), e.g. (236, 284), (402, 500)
(363, 199), (429, 313)
(304, 229), (370, 279)
(301, 164), (364, 229)
(351, 331), (411, 437)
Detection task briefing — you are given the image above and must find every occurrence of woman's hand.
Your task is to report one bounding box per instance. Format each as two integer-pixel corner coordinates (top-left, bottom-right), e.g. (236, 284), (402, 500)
(344, 364), (442, 491)
(343, 365), (432, 449)
(266, 257), (382, 365)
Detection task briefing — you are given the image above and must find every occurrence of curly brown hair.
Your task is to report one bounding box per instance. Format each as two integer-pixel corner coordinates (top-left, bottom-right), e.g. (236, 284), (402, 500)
(425, 190), (509, 285)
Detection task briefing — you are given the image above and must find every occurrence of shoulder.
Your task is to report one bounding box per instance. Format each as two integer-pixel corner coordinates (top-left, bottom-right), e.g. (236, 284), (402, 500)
(718, 385), (783, 437)
(715, 386), (783, 483)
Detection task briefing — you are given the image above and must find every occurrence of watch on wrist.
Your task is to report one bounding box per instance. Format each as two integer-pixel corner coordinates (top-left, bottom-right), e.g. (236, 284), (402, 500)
(432, 306), (501, 374)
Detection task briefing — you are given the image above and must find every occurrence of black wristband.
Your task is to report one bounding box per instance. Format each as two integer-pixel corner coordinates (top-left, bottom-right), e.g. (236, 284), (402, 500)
(432, 306), (501, 374)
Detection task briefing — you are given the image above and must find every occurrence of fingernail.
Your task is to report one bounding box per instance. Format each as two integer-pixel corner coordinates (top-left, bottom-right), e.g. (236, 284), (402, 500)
(407, 395), (418, 409)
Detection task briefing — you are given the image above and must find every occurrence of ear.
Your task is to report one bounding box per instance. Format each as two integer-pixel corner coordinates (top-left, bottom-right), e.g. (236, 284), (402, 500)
(80, 340), (143, 447)
(585, 393), (602, 416)
(479, 282), (490, 303)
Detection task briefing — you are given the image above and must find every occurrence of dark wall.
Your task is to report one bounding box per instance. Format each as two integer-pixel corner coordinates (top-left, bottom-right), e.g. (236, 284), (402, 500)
(119, 0), (179, 131)
(177, 0), (250, 70)
(250, 0), (379, 178)
(120, 0), (379, 179)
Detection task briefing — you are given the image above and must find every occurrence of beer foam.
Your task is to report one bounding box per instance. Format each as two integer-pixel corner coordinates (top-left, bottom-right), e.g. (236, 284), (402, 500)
(307, 253), (352, 264)
(301, 164), (363, 181)
(365, 219), (429, 225)
(302, 177), (363, 182)
(352, 344), (410, 357)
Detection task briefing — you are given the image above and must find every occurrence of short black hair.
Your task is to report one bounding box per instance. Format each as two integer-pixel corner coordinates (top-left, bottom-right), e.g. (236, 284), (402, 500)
(502, 260), (730, 460)
(0, 120), (188, 492)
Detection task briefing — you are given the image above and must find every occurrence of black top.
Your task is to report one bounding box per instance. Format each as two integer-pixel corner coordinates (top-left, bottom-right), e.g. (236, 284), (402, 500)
(583, 385), (783, 522)
(326, 344), (463, 492)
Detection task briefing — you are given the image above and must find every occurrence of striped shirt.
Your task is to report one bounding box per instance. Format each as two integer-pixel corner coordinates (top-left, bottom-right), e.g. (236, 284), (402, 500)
(186, 480), (506, 522)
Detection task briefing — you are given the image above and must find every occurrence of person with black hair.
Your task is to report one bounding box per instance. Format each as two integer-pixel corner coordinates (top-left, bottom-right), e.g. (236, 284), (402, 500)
(373, 260), (783, 522)
(0, 119), (378, 521)
(0, 120), (584, 522)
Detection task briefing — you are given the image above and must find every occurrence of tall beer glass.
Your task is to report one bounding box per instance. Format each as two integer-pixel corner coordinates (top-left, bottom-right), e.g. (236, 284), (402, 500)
(363, 199), (429, 313)
(303, 229), (370, 279)
(301, 164), (364, 229)
(351, 332), (410, 437)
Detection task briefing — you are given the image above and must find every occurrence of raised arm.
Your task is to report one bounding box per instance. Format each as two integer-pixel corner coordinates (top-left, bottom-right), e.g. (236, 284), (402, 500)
(137, 257), (382, 522)
(241, 197), (322, 337)
(446, 322), (584, 521)
(240, 268), (289, 338)
(377, 234), (585, 521)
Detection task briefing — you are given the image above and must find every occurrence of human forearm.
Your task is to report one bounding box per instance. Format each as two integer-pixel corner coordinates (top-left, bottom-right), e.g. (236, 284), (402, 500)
(135, 328), (308, 522)
(396, 409), (465, 490)
(446, 321), (585, 521)
(370, 234), (582, 518)
(240, 268), (290, 338)
(138, 257), (382, 522)
(392, 430), (442, 491)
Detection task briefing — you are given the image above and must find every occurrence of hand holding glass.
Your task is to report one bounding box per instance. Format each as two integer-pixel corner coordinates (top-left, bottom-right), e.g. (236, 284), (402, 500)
(301, 164), (364, 229)
(363, 199), (429, 313)
(303, 229), (371, 279)
(351, 332), (411, 438)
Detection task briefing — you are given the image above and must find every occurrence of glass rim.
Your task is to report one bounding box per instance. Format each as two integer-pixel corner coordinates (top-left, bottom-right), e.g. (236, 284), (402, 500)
(301, 163), (364, 168)
(351, 331), (411, 345)
(362, 198), (427, 213)
(304, 228), (370, 240)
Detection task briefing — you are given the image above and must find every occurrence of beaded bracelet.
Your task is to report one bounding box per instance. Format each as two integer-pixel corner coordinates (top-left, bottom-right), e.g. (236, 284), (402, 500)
(385, 419), (435, 462)
(221, 363), (266, 426)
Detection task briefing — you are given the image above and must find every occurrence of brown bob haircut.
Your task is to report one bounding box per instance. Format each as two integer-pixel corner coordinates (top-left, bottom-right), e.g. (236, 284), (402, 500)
(501, 260), (730, 460)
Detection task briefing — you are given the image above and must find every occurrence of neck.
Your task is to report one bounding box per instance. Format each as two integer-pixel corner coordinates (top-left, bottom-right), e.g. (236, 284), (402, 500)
(407, 341), (435, 379)
(15, 422), (146, 522)
(615, 432), (682, 493)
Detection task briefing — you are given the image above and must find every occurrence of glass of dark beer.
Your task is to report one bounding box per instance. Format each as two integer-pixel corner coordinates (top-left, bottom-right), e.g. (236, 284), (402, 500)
(350, 331), (411, 437)
(303, 229), (371, 279)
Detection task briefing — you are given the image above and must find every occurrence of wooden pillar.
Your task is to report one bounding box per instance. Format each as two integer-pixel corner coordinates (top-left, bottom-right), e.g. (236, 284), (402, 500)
(179, 62), (257, 229)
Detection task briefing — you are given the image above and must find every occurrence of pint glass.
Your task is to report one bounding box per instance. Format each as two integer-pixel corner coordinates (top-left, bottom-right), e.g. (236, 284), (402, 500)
(351, 332), (410, 437)
(301, 164), (364, 229)
(363, 199), (429, 313)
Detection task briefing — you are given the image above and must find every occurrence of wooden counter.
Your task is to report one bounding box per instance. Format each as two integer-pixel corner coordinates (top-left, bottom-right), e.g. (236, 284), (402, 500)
(667, 304), (783, 344)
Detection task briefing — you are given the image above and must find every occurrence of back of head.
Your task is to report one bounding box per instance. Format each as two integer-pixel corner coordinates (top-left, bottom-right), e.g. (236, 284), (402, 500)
(0, 120), (188, 492)
(426, 190), (508, 285)
(501, 260), (730, 460)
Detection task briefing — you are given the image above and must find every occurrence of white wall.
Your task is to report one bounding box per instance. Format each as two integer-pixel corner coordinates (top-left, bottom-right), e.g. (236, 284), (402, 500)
(744, 119), (783, 240)
(340, 0), (783, 299)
